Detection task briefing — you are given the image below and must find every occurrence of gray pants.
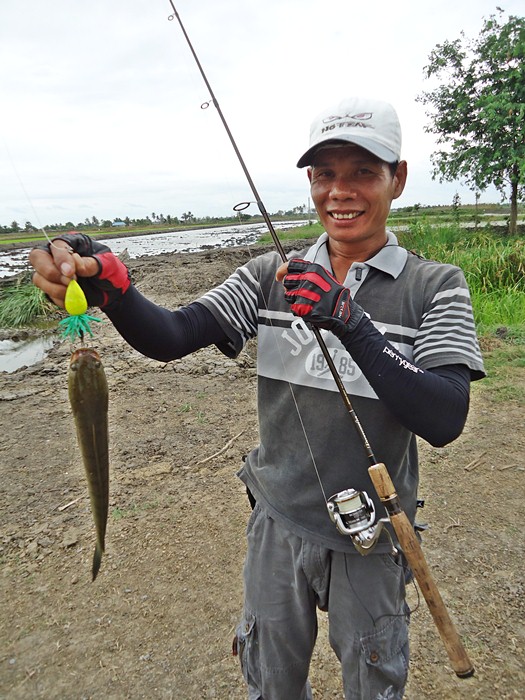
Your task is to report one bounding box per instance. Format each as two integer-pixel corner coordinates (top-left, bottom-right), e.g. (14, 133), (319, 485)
(235, 505), (409, 700)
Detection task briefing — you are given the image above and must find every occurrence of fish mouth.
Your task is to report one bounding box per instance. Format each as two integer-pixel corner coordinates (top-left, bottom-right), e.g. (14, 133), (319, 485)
(70, 347), (101, 363)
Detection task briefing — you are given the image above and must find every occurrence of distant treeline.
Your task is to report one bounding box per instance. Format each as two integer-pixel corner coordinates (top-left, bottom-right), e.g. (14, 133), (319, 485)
(1, 205), (311, 235)
(1, 202), (521, 238)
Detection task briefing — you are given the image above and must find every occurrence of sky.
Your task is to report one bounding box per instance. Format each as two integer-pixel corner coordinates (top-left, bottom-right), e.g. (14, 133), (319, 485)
(0, 0), (522, 228)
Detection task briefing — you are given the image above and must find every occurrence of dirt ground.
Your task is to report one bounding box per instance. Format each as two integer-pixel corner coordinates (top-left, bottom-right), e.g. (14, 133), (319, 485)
(1, 243), (524, 700)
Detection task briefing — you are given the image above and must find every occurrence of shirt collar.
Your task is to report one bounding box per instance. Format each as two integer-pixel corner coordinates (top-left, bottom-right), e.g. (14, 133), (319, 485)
(304, 230), (407, 279)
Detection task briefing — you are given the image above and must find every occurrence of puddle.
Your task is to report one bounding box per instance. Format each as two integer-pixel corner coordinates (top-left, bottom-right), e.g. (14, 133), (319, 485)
(0, 335), (56, 373)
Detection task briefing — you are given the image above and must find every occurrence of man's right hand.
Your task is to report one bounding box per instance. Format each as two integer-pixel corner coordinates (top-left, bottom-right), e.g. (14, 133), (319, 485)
(29, 233), (130, 310)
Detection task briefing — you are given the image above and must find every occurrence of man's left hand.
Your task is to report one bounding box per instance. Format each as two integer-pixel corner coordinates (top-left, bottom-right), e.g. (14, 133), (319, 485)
(280, 259), (353, 332)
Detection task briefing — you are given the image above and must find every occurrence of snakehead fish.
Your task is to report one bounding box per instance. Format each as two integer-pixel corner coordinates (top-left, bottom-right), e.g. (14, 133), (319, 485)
(68, 347), (109, 581)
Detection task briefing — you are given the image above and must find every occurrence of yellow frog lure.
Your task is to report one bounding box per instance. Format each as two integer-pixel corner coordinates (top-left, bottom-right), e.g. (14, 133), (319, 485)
(59, 278), (102, 340)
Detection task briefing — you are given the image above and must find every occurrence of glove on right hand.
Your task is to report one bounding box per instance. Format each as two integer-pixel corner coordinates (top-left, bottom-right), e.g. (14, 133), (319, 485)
(41, 233), (131, 309)
(283, 259), (355, 333)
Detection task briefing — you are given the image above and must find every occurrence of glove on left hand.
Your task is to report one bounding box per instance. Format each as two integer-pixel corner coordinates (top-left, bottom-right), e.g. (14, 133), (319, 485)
(283, 259), (360, 333)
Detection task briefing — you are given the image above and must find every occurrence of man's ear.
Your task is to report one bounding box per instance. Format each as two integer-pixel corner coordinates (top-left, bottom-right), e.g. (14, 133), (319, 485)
(392, 161), (408, 200)
(307, 167), (313, 184)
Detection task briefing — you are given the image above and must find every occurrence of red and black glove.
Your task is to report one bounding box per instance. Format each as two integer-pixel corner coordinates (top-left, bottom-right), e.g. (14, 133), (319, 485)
(41, 233), (131, 309)
(283, 259), (363, 334)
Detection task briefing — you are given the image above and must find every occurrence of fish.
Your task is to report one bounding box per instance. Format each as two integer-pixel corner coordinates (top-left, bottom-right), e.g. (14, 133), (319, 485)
(68, 347), (109, 581)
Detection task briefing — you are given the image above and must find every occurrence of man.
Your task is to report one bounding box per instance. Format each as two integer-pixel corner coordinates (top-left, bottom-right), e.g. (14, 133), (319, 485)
(30, 97), (485, 700)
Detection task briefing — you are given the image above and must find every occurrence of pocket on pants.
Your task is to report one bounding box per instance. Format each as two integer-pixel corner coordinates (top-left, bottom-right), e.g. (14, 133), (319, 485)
(235, 611), (261, 693)
(359, 615), (409, 699)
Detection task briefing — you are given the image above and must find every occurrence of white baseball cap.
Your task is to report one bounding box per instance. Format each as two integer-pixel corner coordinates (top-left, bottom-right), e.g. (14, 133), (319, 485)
(297, 97), (402, 168)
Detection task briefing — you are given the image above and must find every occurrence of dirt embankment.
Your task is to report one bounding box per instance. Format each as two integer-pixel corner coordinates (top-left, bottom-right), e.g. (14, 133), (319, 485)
(1, 244), (524, 699)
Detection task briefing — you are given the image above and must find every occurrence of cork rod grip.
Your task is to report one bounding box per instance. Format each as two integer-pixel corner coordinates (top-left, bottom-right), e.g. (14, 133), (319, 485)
(368, 463), (475, 679)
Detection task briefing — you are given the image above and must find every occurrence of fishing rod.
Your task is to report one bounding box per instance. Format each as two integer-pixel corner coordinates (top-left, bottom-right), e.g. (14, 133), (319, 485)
(166, 0), (375, 466)
(166, 1), (475, 678)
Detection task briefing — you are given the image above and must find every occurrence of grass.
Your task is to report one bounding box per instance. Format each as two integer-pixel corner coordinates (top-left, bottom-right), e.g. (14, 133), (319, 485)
(396, 222), (525, 335)
(398, 223), (525, 291)
(258, 222), (323, 244)
(0, 278), (55, 327)
(472, 289), (525, 336)
(177, 401), (207, 423)
(475, 330), (525, 403)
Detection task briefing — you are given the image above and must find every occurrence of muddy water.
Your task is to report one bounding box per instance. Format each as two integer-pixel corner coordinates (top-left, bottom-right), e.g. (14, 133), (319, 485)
(0, 335), (55, 373)
(0, 220), (310, 278)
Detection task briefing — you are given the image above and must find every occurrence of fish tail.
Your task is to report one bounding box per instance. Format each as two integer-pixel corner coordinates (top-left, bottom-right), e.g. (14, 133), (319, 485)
(92, 540), (105, 582)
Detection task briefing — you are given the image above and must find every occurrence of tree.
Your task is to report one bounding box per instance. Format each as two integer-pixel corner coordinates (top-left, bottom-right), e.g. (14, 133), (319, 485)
(418, 9), (525, 234)
(452, 192), (461, 223)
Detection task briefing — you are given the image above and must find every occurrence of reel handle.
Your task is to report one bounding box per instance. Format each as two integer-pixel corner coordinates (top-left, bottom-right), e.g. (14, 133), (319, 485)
(368, 463), (475, 679)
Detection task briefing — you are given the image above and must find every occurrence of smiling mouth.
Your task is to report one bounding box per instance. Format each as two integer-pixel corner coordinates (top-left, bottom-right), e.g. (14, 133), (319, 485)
(330, 211), (362, 220)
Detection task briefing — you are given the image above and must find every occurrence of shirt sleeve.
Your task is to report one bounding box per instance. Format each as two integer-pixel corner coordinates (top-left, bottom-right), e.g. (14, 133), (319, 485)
(336, 313), (474, 447)
(412, 267), (485, 378)
(196, 260), (262, 355)
(104, 285), (231, 361)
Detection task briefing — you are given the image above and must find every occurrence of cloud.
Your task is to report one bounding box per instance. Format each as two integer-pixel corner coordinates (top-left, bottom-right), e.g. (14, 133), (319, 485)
(0, 0), (519, 226)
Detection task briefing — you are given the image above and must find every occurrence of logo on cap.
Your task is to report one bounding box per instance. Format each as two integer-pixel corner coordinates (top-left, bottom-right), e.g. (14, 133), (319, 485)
(322, 112), (373, 125)
(320, 113), (376, 136)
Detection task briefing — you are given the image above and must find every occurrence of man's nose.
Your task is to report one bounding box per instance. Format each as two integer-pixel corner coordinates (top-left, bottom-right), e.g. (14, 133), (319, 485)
(329, 176), (357, 199)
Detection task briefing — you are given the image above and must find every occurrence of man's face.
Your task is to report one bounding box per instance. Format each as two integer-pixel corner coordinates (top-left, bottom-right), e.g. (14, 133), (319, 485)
(308, 145), (407, 252)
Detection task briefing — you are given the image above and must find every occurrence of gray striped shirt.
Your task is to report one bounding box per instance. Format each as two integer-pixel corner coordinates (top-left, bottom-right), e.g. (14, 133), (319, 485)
(198, 232), (484, 551)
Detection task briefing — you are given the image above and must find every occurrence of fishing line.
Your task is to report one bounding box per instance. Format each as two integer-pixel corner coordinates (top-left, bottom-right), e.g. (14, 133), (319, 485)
(3, 139), (100, 344)
(166, 4), (332, 498)
(4, 148), (48, 243)
(3, 138), (71, 253)
(166, 0), (378, 472)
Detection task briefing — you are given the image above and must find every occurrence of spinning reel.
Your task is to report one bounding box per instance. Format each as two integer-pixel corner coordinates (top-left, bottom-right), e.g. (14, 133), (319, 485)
(326, 488), (396, 555)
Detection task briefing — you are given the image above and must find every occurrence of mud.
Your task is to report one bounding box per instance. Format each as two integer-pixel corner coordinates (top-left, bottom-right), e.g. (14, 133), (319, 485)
(1, 244), (524, 699)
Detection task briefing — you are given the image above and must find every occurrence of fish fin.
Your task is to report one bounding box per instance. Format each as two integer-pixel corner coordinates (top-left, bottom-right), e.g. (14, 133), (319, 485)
(92, 541), (104, 582)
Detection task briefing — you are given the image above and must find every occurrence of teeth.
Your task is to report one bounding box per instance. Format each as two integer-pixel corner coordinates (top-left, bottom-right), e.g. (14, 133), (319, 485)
(331, 212), (360, 220)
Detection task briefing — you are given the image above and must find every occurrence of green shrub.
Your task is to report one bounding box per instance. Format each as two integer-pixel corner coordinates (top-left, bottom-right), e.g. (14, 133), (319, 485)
(0, 280), (55, 327)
